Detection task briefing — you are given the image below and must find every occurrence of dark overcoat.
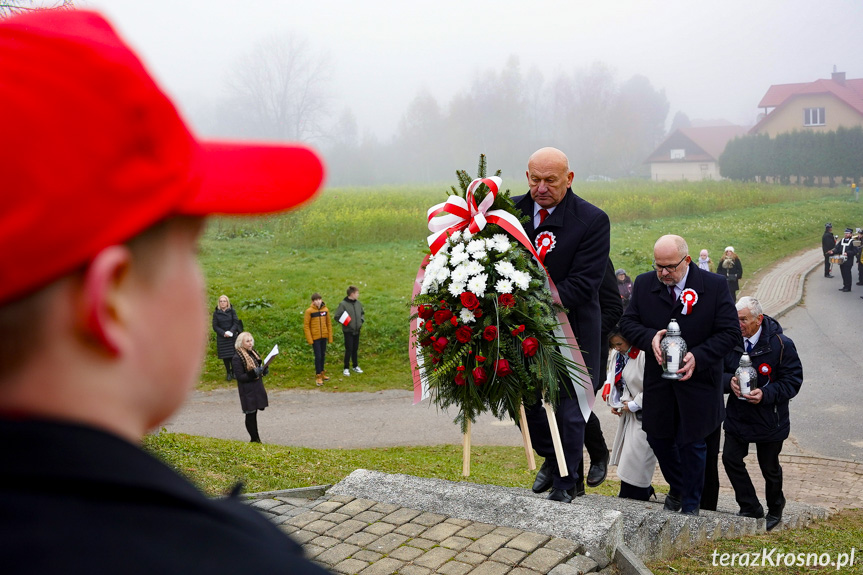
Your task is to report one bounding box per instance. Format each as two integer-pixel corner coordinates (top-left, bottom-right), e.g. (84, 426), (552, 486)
(721, 315), (803, 443)
(212, 307), (240, 359)
(513, 189), (611, 390)
(233, 351), (269, 412)
(619, 262), (739, 441)
(716, 257), (743, 294)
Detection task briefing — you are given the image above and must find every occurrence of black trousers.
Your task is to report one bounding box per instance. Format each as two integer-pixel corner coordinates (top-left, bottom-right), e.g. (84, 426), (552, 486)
(619, 480), (653, 501)
(223, 358), (233, 376)
(701, 424), (722, 511)
(525, 394), (585, 491)
(648, 435), (707, 513)
(312, 339), (327, 373)
(824, 253), (832, 276)
(840, 261), (853, 290)
(581, 411), (608, 481)
(343, 331), (360, 369)
(244, 411), (260, 443)
(722, 432), (785, 516)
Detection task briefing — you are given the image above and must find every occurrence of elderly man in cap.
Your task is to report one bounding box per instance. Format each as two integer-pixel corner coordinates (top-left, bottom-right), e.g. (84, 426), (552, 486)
(0, 10), (329, 575)
(827, 228), (859, 292)
(822, 223), (836, 278)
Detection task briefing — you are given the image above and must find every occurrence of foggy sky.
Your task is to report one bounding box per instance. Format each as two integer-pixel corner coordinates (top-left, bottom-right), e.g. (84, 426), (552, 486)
(87, 0), (862, 141)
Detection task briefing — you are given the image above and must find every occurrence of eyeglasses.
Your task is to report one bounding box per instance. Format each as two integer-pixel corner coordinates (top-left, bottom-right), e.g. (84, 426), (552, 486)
(652, 255), (687, 273)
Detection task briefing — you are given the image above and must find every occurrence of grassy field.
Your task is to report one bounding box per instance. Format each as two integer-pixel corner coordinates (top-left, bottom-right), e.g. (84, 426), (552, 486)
(144, 432), (863, 574)
(200, 180), (862, 391)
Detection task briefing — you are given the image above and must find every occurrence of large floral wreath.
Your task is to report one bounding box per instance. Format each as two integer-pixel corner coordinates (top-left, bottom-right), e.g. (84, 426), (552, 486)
(409, 157), (586, 432)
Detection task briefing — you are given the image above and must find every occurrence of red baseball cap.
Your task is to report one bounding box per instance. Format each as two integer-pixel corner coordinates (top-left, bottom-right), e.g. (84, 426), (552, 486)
(0, 10), (326, 305)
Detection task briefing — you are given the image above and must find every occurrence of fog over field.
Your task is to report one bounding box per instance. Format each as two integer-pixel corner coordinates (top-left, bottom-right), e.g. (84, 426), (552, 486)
(79, 0), (862, 183)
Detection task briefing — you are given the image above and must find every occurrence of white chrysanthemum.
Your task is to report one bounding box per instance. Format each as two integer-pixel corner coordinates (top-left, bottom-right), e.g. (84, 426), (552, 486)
(462, 230), (472, 240)
(495, 238), (511, 253)
(450, 250), (470, 266)
(495, 279), (514, 294)
(448, 230), (462, 243)
(421, 276), (437, 294)
(459, 308), (476, 324)
(471, 249), (488, 261)
(433, 266), (451, 282)
(448, 282), (466, 297)
(430, 252), (448, 269)
(511, 270), (531, 290)
(494, 261), (516, 277)
(467, 273), (488, 296)
(451, 242), (465, 254)
(492, 234), (508, 246)
(465, 260), (484, 276)
(485, 238), (498, 250)
(450, 264), (470, 284)
(466, 239), (486, 254)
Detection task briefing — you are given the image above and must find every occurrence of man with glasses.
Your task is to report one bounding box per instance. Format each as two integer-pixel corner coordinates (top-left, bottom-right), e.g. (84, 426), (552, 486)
(619, 235), (739, 516)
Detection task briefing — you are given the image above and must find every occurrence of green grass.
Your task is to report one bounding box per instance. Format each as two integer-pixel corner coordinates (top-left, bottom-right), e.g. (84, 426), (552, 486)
(144, 432), (863, 574)
(199, 180), (863, 391)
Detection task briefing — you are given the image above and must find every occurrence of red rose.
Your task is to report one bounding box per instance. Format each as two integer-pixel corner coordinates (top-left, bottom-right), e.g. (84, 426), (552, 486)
(455, 325), (473, 343)
(473, 308), (483, 318)
(483, 326), (498, 341)
(431, 355), (440, 364)
(460, 291), (480, 310)
(522, 336), (539, 357)
(498, 294), (515, 308)
(472, 366), (487, 386)
(434, 309), (453, 325)
(450, 316), (459, 326)
(425, 321), (436, 333)
(476, 355), (486, 362)
(417, 305), (434, 320)
(455, 373), (466, 386)
(432, 337), (448, 353)
(419, 337), (432, 348)
(495, 359), (513, 377)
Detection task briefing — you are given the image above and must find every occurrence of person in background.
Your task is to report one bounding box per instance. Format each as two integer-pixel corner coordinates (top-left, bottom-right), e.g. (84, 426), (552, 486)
(717, 246), (743, 301)
(822, 223), (836, 278)
(827, 228), (859, 292)
(616, 268), (633, 309)
(232, 332), (270, 443)
(213, 294), (241, 380)
(304, 293), (333, 386)
(721, 297), (803, 531)
(855, 228), (863, 286)
(0, 9), (329, 574)
(335, 285), (365, 376)
(696, 249), (713, 272)
(605, 326), (657, 501)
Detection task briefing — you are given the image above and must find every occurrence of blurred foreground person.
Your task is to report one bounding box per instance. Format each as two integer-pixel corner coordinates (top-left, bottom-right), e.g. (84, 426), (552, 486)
(0, 10), (328, 574)
(233, 332), (270, 443)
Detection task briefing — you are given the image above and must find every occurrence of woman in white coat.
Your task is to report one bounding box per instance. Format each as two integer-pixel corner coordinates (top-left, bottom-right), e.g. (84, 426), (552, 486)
(605, 326), (658, 501)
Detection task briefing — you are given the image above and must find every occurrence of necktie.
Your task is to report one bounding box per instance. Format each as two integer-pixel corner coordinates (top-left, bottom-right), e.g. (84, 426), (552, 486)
(668, 285), (676, 303)
(745, 339), (753, 353)
(538, 208), (549, 225)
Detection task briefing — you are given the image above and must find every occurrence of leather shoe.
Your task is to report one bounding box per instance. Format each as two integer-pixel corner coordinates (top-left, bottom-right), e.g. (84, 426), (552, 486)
(737, 509), (765, 519)
(547, 487), (574, 503)
(766, 514), (782, 531)
(681, 509), (699, 516)
(857, 282), (863, 285)
(574, 481), (585, 497)
(532, 460), (554, 493)
(663, 493), (682, 512)
(825, 274), (834, 278)
(839, 288), (851, 292)
(586, 456), (608, 487)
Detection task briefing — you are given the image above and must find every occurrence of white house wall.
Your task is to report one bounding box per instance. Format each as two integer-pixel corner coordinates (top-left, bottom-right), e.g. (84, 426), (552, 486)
(650, 161), (721, 181)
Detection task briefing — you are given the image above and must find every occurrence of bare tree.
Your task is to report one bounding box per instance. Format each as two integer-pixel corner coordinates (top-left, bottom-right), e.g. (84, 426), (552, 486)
(221, 33), (332, 143)
(0, 0), (73, 17)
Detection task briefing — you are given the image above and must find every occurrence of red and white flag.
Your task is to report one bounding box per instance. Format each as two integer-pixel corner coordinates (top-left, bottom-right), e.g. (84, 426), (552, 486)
(338, 311), (351, 326)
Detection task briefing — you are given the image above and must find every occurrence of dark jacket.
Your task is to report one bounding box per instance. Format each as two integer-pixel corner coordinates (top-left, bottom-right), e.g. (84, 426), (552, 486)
(1, 418), (329, 575)
(721, 315), (803, 443)
(233, 350), (269, 412)
(598, 259), (624, 389)
(619, 261), (740, 441)
(334, 297), (364, 335)
(513, 189), (610, 390)
(617, 275), (633, 309)
(822, 231), (836, 254)
(716, 256), (743, 293)
(212, 307), (240, 359)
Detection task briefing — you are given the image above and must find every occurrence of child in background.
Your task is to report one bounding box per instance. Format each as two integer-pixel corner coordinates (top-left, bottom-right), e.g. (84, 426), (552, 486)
(303, 293), (333, 386)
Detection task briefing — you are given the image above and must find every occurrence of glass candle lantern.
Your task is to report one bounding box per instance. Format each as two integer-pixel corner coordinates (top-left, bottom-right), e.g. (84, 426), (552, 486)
(660, 319), (687, 380)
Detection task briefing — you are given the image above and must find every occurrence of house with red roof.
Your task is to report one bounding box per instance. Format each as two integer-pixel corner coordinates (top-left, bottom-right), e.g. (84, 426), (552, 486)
(750, 69), (863, 136)
(644, 125), (748, 181)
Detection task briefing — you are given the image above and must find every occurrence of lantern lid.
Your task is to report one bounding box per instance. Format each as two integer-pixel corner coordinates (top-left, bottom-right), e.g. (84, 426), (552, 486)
(666, 319), (681, 335)
(739, 353), (752, 366)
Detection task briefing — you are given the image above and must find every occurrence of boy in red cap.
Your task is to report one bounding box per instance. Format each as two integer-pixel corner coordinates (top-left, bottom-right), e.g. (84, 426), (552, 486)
(0, 9), (329, 575)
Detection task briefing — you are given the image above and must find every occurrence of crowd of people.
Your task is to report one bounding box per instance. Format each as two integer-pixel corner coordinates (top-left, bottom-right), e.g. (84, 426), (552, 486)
(823, 223), (863, 294)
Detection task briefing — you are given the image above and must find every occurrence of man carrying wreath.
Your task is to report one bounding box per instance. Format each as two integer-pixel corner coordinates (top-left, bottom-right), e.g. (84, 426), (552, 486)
(513, 147), (611, 503)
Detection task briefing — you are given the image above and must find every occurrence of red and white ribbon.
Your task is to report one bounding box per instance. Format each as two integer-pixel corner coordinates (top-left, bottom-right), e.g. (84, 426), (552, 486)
(759, 363), (772, 378)
(535, 231), (556, 263)
(411, 178), (593, 420)
(680, 288), (698, 315)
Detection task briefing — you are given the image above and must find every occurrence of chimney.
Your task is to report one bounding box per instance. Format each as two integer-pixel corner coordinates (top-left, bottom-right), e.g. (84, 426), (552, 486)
(832, 69), (846, 86)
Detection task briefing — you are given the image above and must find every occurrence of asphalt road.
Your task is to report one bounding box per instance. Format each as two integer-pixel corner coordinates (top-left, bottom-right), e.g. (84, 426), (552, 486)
(164, 262), (862, 462)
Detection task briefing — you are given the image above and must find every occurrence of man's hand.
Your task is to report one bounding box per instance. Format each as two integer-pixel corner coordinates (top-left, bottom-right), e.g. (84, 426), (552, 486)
(742, 387), (763, 404)
(677, 352), (696, 381)
(730, 376), (741, 397)
(651, 329), (666, 364)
